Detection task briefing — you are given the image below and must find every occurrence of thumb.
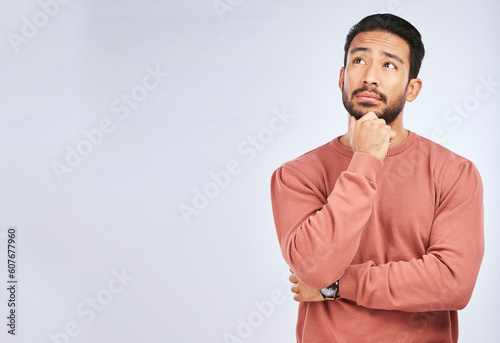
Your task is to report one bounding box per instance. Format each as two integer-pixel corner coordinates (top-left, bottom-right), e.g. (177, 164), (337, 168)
(348, 116), (356, 145)
(349, 115), (357, 130)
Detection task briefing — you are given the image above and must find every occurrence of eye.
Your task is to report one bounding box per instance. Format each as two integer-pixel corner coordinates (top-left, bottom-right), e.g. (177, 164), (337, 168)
(353, 58), (366, 65)
(384, 62), (396, 69)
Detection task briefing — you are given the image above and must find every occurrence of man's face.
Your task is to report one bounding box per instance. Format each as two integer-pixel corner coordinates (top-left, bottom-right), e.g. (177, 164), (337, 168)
(340, 30), (412, 124)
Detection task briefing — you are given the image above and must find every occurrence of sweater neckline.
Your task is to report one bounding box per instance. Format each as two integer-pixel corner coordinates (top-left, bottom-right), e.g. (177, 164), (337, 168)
(330, 130), (418, 157)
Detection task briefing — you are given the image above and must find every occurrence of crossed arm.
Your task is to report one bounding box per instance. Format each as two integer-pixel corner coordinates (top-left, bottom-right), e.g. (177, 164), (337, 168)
(289, 270), (324, 302)
(272, 116), (484, 311)
(278, 160), (484, 311)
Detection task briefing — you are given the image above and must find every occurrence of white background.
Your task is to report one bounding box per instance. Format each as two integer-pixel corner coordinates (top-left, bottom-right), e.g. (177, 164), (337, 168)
(0, 0), (499, 342)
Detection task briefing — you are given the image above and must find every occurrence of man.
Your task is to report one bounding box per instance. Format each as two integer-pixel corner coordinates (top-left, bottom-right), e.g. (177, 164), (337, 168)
(270, 14), (484, 342)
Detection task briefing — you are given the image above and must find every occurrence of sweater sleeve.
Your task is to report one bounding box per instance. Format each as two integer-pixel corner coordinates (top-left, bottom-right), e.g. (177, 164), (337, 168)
(339, 161), (484, 312)
(270, 152), (383, 289)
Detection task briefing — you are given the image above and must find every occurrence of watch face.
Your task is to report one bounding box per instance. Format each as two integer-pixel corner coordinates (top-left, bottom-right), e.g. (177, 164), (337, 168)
(321, 287), (336, 297)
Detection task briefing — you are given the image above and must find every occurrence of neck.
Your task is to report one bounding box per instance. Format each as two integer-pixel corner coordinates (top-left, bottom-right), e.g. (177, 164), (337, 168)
(339, 114), (408, 149)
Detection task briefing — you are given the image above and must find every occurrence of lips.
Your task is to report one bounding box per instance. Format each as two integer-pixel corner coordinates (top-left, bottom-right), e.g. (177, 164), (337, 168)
(356, 91), (382, 102)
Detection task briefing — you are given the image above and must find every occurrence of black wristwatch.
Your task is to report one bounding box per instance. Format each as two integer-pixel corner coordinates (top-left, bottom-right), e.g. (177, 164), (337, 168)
(320, 280), (340, 300)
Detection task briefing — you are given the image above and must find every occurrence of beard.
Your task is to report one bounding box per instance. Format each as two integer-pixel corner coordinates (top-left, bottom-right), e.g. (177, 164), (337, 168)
(342, 85), (407, 125)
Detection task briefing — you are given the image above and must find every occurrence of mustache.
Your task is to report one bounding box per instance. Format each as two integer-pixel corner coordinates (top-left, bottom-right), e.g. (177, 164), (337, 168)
(352, 87), (387, 103)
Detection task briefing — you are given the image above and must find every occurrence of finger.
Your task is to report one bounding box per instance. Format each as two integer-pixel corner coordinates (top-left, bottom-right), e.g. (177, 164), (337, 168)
(375, 124), (392, 132)
(374, 119), (389, 126)
(349, 115), (357, 126)
(289, 273), (298, 283)
(291, 284), (299, 293)
(362, 118), (387, 127)
(348, 116), (357, 147)
(293, 293), (301, 302)
(381, 128), (396, 141)
(348, 115), (356, 134)
(357, 111), (378, 122)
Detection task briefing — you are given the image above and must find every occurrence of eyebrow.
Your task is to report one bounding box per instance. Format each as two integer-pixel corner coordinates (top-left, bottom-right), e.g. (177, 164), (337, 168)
(349, 47), (405, 65)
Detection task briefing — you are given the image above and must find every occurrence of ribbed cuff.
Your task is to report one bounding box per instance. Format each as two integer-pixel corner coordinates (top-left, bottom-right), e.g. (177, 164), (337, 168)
(339, 264), (364, 302)
(346, 152), (383, 182)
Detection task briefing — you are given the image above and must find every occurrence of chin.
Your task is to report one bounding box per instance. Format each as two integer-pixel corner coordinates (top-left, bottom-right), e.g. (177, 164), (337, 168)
(349, 105), (381, 120)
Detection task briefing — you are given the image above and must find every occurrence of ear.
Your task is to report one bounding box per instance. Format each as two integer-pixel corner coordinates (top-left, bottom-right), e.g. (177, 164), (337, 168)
(338, 67), (345, 91)
(406, 78), (422, 102)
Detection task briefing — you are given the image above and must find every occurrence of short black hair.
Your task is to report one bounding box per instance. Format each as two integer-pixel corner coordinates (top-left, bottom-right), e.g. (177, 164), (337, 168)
(343, 14), (425, 80)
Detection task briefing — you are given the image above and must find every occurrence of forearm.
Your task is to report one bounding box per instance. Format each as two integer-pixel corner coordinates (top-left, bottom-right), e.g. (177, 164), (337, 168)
(340, 248), (483, 312)
(272, 152), (382, 289)
(339, 162), (484, 312)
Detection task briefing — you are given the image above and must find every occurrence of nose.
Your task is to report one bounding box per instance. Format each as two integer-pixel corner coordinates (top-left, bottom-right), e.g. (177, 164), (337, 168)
(363, 64), (380, 87)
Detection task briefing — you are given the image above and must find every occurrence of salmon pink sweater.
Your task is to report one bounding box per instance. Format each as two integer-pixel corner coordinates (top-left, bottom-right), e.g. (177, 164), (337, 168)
(271, 131), (484, 343)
